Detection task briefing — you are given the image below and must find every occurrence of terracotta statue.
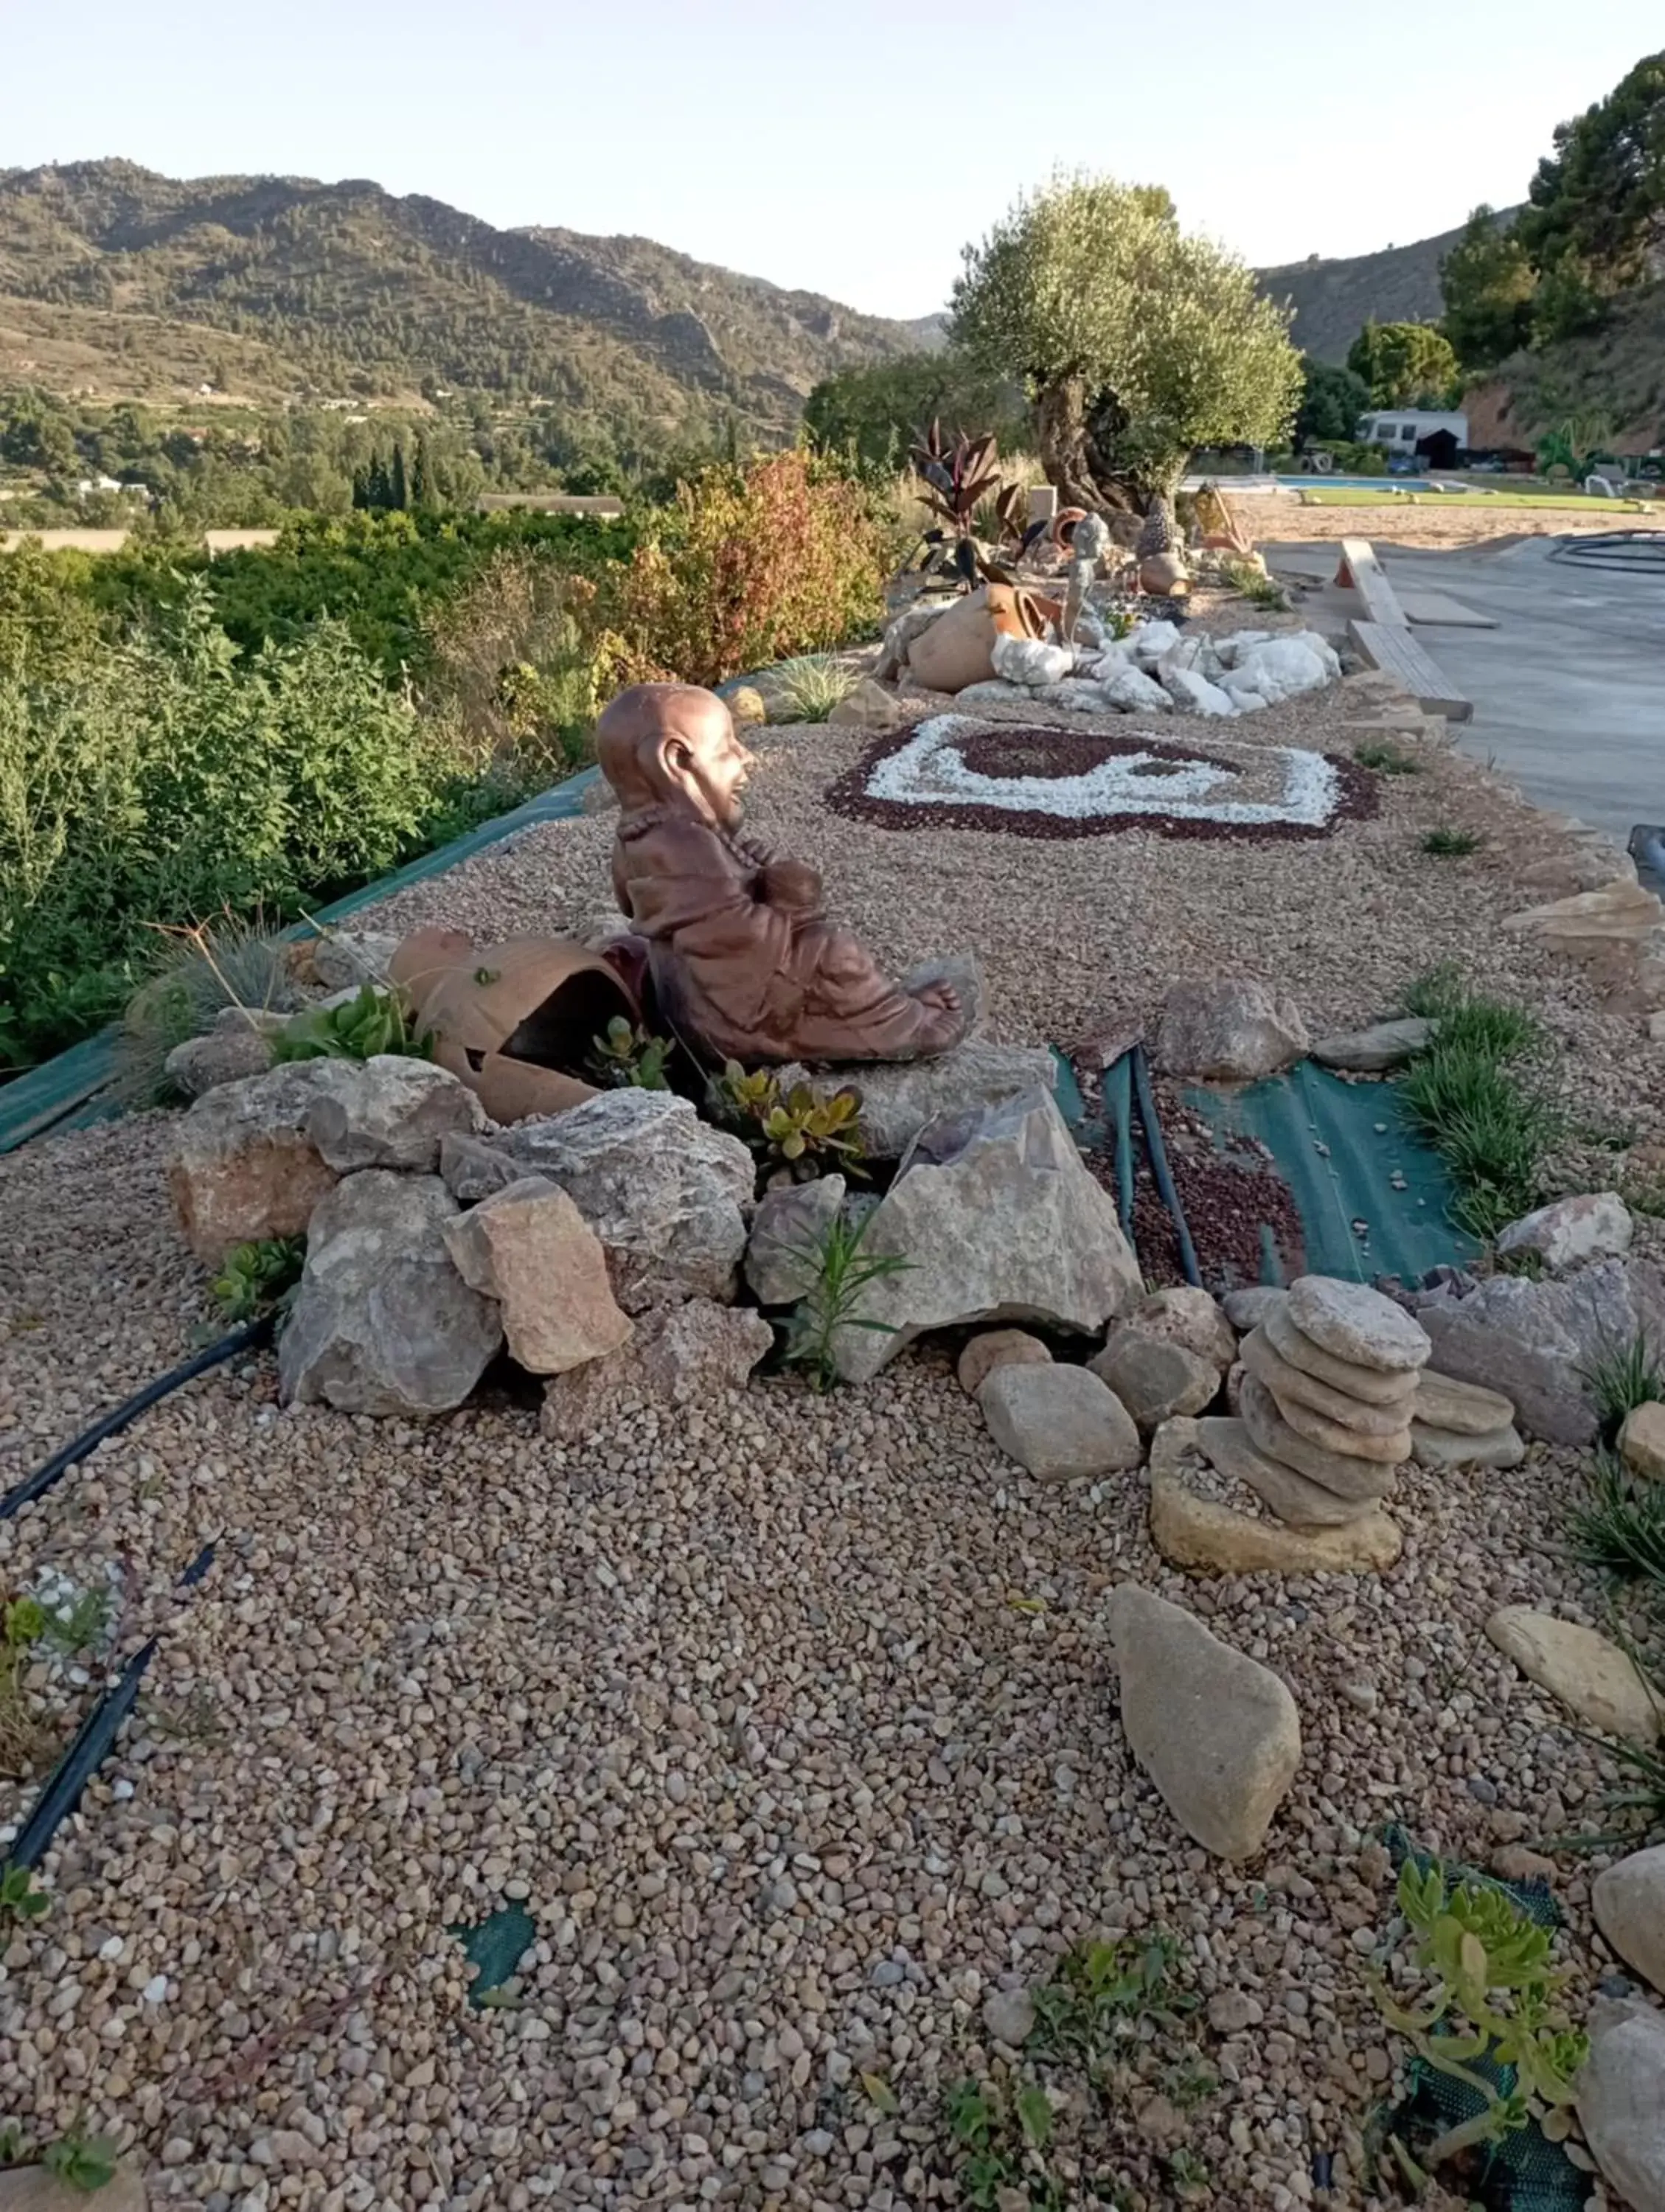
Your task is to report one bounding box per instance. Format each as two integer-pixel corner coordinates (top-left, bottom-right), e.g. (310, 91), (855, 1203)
(596, 683), (969, 1066)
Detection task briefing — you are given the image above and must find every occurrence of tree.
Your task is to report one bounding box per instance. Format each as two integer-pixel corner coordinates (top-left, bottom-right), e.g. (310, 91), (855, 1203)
(1293, 357), (1371, 446)
(389, 441), (409, 512)
(1439, 206), (1537, 371)
(1346, 321), (1461, 408)
(802, 352), (1028, 473)
(1518, 49), (1665, 314)
(949, 174), (1301, 510)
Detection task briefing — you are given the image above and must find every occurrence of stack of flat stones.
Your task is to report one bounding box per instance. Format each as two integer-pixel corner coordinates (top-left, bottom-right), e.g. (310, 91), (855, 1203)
(1198, 1276), (1431, 1528)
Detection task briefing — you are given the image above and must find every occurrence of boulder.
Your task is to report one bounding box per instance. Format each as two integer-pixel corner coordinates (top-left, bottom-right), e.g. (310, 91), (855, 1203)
(278, 1172), (503, 1416)
(1229, 635), (1338, 705)
(1198, 1413), (1386, 1526)
(439, 1132), (524, 1206)
(779, 1042), (1053, 1162)
(1099, 663), (1172, 714)
(827, 677), (903, 732)
(442, 1178), (631, 1374)
(169, 1061), (341, 1266)
(1240, 1325), (1416, 1436)
(1153, 979), (1309, 1083)
(1150, 1467), (1403, 1576)
(1310, 1018), (1433, 1073)
(1222, 1286), (1287, 1333)
(540, 1299), (774, 1441)
(1502, 883), (1664, 955)
(1108, 1583), (1301, 1860)
(1414, 1259), (1665, 1446)
(1123, 1285), (1237, 1369)
(1593, 1845), (1665, 1997)
(304, 1055), (486, 1174)
(309, 929), (401, 992)
(1485, 1607), (1663, 1743)
(1415, 1368), (1517, 1436)
(991, 633), (1074, 688)
(1159, 665), (1239, 717)
(1285, 1274), (1432, 1373)
(1495, 1192), (1634, 1273)
(1619, 1400), (1665, 1481)
(1521, 841), (1638, 899)
(1262, 1294), (1432, 1405)
(163, 1005), (281, 1099)
(978, 1363), (1141, 1479)
(1239, 1374), (1402, 1498)
(1409, 1421), (1526, 1471)
(957, 1329), (1052, 1397)
(831, 1089), (1141, 1383)
(1577, 1998), (1665, 2211)
(1128, 619), (1181, 667)
(1091, 1329), (1220, 1431)
(744, 1175), (846, 1305)
(493, 1090), (755, 1313)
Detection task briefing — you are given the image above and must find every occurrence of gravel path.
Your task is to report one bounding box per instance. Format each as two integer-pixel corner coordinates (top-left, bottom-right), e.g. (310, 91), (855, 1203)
(1242, 490), (1665, 550)
(2, 644), (1662, 2208)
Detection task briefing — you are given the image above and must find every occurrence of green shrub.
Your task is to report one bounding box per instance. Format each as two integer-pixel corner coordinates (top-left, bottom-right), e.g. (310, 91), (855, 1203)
(270, 984), (433, 1065)
(1394, 988), (1558, 1239)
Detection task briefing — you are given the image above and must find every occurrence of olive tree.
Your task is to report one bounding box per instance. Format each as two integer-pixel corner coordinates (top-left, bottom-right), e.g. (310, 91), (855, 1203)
(949, 175), (1301, 512)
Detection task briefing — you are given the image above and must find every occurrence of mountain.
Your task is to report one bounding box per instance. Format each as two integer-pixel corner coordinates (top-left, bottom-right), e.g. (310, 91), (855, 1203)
(0, 159), (927, 435)
(1256, 218), (1518, 364)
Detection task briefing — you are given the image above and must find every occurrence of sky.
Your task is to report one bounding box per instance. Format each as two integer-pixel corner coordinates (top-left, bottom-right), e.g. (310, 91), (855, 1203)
(4, 1), (1660, 319)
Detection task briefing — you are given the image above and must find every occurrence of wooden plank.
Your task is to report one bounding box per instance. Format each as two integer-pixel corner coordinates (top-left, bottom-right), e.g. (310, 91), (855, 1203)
(1348, 619), (1473, 721)
(1335, 537), (1409, 627)
(1397, 588), (1498, 629)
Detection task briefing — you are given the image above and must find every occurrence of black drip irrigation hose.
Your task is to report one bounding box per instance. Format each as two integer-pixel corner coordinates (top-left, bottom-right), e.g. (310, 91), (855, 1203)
(10, 1640), (157, 1870)
(0, 1314), (272, 1522)
(1130, 1044), (1203, 1289)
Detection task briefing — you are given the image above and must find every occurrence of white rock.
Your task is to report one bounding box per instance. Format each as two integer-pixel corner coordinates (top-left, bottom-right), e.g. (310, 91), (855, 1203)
(1495, 1192), (1634, 1273)
(1160, 665), (1240, 717)
(1099, 663), (1172, 713)
(1209, 630), (1273, 669)
(952, 679), (1035, 709)
(1217, 672), (1271, 713)
(1127, 619), (1181, 668)
(1230, 636), (1335, 705)
(1036, 678), (1116, 713)
(1577, 1998), (1665, 2211)
(1593, 1845), (1665, 1995)
(991, 633), (1074, 688)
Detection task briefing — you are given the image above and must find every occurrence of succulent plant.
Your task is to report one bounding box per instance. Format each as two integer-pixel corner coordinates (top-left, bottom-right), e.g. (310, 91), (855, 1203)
(713, 1062), (869, 1180)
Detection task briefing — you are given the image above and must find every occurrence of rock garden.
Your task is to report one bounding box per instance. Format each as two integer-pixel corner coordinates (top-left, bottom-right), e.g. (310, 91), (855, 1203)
(4, 484), (1665, 2212)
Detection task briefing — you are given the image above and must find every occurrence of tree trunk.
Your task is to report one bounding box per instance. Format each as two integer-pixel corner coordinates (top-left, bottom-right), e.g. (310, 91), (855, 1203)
(1034, 378), (1105, 513)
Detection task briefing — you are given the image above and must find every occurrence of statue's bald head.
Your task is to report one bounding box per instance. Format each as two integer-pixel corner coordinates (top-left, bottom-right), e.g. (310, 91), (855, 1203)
(596, 682), (754, 827)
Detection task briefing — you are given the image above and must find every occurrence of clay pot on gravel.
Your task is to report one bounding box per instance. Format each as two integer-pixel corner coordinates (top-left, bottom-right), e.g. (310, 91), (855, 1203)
(905, 584), (1063, 695)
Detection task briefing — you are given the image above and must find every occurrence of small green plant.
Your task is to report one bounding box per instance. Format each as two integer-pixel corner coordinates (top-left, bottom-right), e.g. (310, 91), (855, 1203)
(1421, 827), (1483, 857)
(1586, 1731), (1665, 1848)
(1, 1597), (50, 1775)
(1355, 740), (1422, 775)
(0, 1863), (50, 1921)
(943, 2078), (1065, 2211)
(1373, 1857), (1586, 2174)
(1394, 987), (1558, 1239)
(1568, 1449), (1665, 1589)
(713, 1062), (869, 1180)
(1621, 1166), (1665, 1219)
(1220, 557), (1288, 611)
(1028, 1933), (1195, 2066)
(271, 983), (434, 1065)
(781, 1211), (911, 1391)
(768, 654), (858, 723)
(209, 1234), (306, 1323)
(41, 2129), (119, 2193)
(1164, 2147), (1212, 2199)
(586, 1015), (671, 1091)
(1400, 960), (1463, 1018)
(1580, 1333), (1665, 1439)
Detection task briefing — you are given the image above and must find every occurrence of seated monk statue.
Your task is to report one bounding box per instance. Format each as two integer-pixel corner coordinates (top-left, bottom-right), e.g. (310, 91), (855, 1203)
(595, 682), (968, 1065)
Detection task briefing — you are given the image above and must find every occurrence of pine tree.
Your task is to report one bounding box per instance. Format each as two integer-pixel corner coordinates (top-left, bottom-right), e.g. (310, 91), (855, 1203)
(390, 442), (409, 511)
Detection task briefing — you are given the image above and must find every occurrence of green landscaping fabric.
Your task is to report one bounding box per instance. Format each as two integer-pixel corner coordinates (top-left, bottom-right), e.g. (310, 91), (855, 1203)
(0, 768), (601, 1153)
(1181, 1062), (1479, 1284)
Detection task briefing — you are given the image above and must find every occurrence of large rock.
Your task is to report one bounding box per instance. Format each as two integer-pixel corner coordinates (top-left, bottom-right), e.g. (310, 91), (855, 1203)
(778, 1042), (1054, 1162)
(442, 1178), (631, 1374)
(1197, 1414), (1383, 1527)
(1100, 662), (1172, 714)
(278, 1172), (503, 1415)
(1409, 1421), (1526, 1470)
(439, 1132), (524, 1206)
(493, 1091), (755, 1313)
(831, 1089), (1141, 1383)
(170, 1061), (341, 1266)
(957, 1329), (1051, 1397)
(1150, 1465), (1403, 1576)
(1123, 1286), (1237, 1370)
(304, 1055), (485, 1174)
(744, 1175), (846, 1305)
(1414, 1259), (1665, 1446)
(1577, 1998), (1665, 2211)
(1239, 1374), (1401, 1499)
(827, 677), (903, 733)
(1310, 1018), (1433, 1073)
(1222, 1286), (1287, 1334)
(1593, 1846), (1665, 1997)
(1502, 883), (1663, 954)
(1485, 1607), (1663, 1743)
(1091, 1329), (1220, 1431)
(1240, 1325), (1415, 1436)
(1263, 1295), (1422, 1405)
(1415, 1368), (1516, 1436)
(163, 1004), (281, 1099)
(1153, 979), (1309, 1083)
(1286, 1274), (1432, 1373)
(1495, 1192), (1633, 1273)
(1108, 1583), (1301, 1860)
(1619, 1400), (1665, 1481)
(540, 1299), (773, 1441)
(979, 1363), (1141, 1479)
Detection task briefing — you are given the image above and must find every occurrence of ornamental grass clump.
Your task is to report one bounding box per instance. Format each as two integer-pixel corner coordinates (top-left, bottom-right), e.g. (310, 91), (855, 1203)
(1394, 980), (1559, 1240)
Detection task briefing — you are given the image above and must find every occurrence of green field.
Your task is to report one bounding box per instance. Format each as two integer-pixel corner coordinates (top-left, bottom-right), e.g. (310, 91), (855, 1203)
(1296, 484), (1659, 512)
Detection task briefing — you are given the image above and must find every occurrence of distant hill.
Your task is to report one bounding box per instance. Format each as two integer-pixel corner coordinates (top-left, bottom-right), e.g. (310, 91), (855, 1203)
(1256, 217), (1519, 364)
(0, 159), (928, 436)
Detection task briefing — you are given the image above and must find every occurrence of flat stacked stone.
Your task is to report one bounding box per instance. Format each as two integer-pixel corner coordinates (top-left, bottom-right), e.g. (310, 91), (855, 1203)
(1196, 1277), (1429, 1530)
(1411, 1368), (1525, 1470)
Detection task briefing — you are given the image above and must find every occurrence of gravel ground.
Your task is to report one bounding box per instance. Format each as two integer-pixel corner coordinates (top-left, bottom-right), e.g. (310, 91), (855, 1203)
(1239, 490), (1665, 550)
(3, 638), (1663, 2209)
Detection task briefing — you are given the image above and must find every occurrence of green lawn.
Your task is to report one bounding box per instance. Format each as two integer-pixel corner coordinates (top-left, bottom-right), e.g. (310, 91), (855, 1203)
(1296, 484), (1658, 512)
